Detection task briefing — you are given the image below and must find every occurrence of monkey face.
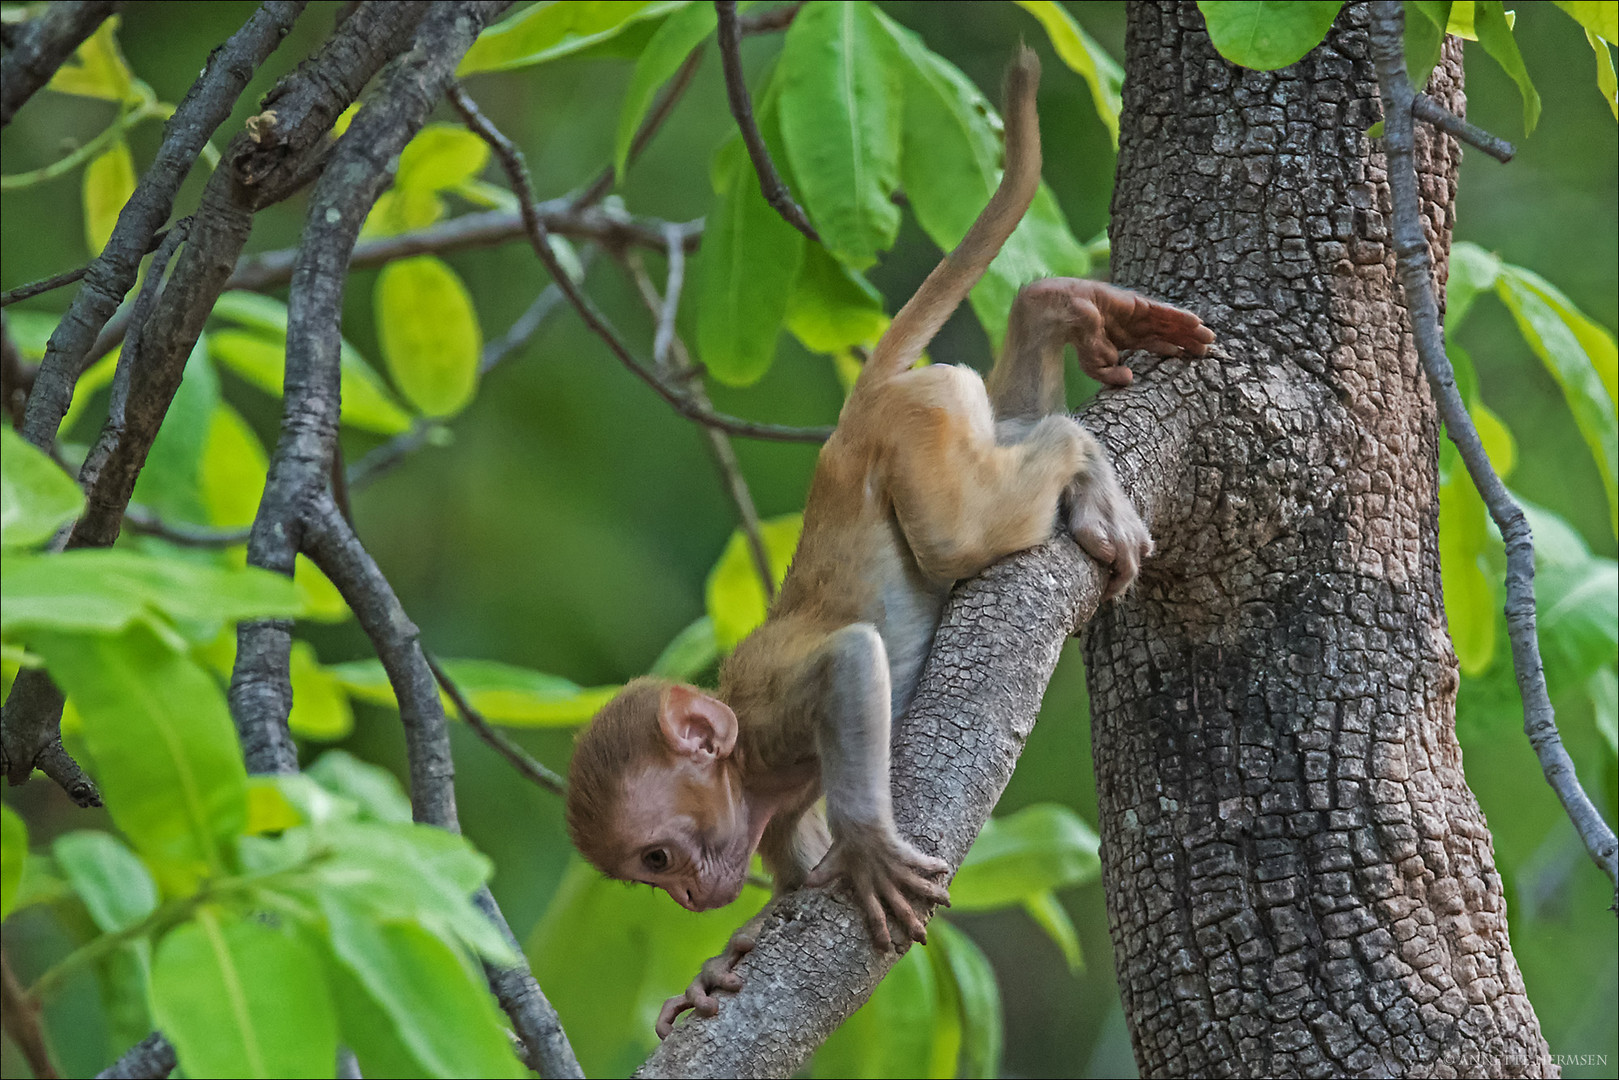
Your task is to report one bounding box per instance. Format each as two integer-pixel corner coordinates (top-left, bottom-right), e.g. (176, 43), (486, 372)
(612, 756), (753, 911)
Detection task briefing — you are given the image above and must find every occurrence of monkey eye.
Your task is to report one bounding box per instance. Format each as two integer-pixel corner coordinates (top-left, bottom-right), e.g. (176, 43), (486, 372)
(642, 848), (670, 874)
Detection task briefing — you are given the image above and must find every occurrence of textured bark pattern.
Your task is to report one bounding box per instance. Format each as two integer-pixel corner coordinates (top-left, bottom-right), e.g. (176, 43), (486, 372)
(1088, 5), (1551, 1077)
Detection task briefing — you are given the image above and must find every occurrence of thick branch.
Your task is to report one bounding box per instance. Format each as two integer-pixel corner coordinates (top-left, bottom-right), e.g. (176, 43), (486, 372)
(640, 364), (1201, 1075)
(1369, 1), (1617, 900)
(0, 0), (118, 127)
(19, 1), (307, 450)
(714, 1), (819, 242)
(447, 84), (830, 444)
(94, 1032), (175, 1080)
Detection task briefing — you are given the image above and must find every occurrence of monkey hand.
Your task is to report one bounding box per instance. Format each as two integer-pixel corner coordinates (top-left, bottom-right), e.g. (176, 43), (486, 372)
(806, 826), (950, 951)
(1066, 453), (1153, 601)
(655, 929), (758, 1039)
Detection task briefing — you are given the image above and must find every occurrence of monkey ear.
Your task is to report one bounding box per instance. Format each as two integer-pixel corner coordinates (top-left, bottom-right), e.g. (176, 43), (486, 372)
(658, 685), (738, 761)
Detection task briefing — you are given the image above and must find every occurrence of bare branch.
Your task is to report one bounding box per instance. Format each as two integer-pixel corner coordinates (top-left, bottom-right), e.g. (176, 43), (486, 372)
(447, 83), (831, 444)
(738, 1), (805, 35)
(94, 1033), (175, 1080)
(714, 1), (820, 242)
(1369, 1), (1618, 902)
(0, 0), (118, 128)
(1413, 92), (1515, 162)
(0, 223), (178, 308)
(426, 652), (566, 795)
(19, 1), (308, 451)
(122, 506), (251, 548)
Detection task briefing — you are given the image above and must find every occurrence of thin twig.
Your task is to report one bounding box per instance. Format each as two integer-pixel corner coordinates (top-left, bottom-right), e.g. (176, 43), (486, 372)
(426, 652), (566, 795)
(1369, 1), (1618, 904)
(623, 243), (776, 597)
(447, 82), (831, 444)
(714, 1), (819, 242)
(1413, 92), (1515, 163)
(122, 506), (251, 548)
(573, 47), (705, 210)
(2, 950), (59, 1079)
(1, 224), (179, 307)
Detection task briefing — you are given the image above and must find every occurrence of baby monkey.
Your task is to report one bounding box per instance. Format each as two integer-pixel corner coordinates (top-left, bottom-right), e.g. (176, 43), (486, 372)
(565, 48), (1212, 1037)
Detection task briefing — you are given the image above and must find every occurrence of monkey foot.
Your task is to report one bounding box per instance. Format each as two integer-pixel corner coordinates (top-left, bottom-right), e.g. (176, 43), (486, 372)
(655, 930), (757, 1039)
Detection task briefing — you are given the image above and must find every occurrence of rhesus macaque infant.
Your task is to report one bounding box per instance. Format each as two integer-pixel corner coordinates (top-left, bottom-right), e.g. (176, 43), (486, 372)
(565, 48), (1212, 1038)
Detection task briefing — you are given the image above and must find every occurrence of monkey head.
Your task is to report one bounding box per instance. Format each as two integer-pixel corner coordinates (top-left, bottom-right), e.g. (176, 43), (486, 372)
(566, 678), (760, 911)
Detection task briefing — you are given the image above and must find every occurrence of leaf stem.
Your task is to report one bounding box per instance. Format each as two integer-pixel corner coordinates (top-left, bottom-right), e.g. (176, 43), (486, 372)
(0, 97), (164, 191)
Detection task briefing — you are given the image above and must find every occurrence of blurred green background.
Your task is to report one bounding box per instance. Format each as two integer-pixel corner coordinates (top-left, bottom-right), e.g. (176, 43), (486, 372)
(2, 2), (1614, 1076)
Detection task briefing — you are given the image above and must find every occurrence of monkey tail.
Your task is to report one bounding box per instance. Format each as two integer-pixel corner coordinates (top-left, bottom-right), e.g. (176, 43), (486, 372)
(853, 45), (1042, 395)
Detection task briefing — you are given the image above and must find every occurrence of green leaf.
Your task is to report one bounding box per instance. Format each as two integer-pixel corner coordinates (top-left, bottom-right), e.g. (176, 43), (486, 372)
(53, 831), (157, 932)
(30, 626), (247, 889)
(785, 242), (889, 356)
(649, 615), (720, 681)
(697, 110), (806, 387)
(1, 426), (85, 548)
(396, 124), (490, 194)
(1554, 1), (1618, 45)
(1, 804), (26, 921)
(1445, 241), (1501, 333)
(1590, 667), (1617, 755)
(705, 513), (802, 651)
(208, 317), (416, 436)
(2, 549), (303, 636)
(814, 942), (943, 1078)
(321, 898), (525, 1078)
(950, 803), (1101, 910)
(1439, 466), (1497, 674)
(1022, 888), (1084, 972)
(778, 1), (904, 265)
(47, 17), (138, 103)
(1473, 0), (1542, 134)
(330, 657), (617, 727)
(1536, 557), (1619, 699)
(930, 921), (1004, 1079)
(152, 909), (337, 1079)
(615, 2), (717, 182)
(1494, 267), (1618, 535)
(1196, 1), (1344, 70)
(376, 256), (482, 418)
(131, 338), (217, 525)
(1404, 1), (1454, 90)
(200, 402), (269, 528)
(306, 750), (413, 824)
(1587, 28), (1618, 121)
(1472, 400), (1517, 478)
(1013, 0), (1124, 140)
(459, 1), (690, 75)
(83, 138), (135, 255)
(288, 641), (355, 742)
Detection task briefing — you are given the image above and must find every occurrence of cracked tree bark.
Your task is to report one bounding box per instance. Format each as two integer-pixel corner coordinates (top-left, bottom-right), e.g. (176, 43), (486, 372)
(1089, 4), (1552, 1076)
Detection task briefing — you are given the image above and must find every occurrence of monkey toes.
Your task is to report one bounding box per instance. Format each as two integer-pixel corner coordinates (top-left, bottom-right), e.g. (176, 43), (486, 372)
(654, 933), (757, 1039)
(1067, 469), (1153, 601)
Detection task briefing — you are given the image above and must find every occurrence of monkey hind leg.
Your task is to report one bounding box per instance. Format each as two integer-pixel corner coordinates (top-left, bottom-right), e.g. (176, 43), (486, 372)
(879, 366), (1089, 583)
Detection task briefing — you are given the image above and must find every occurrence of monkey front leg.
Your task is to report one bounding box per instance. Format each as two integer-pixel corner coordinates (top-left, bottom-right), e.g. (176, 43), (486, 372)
(805, 624), (950, 950)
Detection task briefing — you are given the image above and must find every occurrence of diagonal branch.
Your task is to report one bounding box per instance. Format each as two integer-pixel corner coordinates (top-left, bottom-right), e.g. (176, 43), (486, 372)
(714, 1), (820, 242)
(1412, 92), (1515, 162)
(426, 653), (565, 795)
(446, 82), (831, 444)
(1368, 1), (1617, 903)
(0, 0), (118, 128)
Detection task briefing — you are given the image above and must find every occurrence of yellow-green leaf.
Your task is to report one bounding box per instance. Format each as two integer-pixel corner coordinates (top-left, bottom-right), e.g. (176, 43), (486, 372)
(208, 325), (415, 436)
(1439, 470), (1497, 674)
(1014, 0), (1124, 141)
(200, 403), (269, 528)
(459, 1), (690, 75)
(396, 125), (490, 194)
(705, 513), (802, 651)
(784, 242), (888, 356)
(330, 658), (616, 727)
(1554, 1), (1618, 43)
(376, 257), (482, 417)
(1588, 28), (1618, 121)
(289, 641), (355, 742)
(1, 804), (26, 921)
(83, 139), (135, 255)
(1, 426), (85, 549)
(47, 17), (138, 103)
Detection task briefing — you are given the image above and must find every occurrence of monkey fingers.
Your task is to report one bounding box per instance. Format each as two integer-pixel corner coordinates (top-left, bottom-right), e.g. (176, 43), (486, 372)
(808, 837), (950, 952)
(653, 935), (756, 1039)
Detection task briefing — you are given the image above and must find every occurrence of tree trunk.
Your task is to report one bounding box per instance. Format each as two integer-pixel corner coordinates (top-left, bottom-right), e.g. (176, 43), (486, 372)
(1090, 4), (1553, 1076)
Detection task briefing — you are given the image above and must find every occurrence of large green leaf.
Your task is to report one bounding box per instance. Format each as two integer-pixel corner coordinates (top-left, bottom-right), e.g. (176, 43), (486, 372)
(529, 857), (769, 1076)
(1022, 888), (1084, 972)
(1494, 267), (1618, 535)
(950, 803), (1101, 911)
(697, 119), (806, 387)
(1, 804), (26, 921)
(1196, 1), (1344, 70)
(1554, 1), (1619, 42)
(1473, 0), (1542, 134)
(930, 921), (1003, 1079)
(306, 750), (413, 824)
(705, 513), (802, 651)
(615, 2), (717, 182)
(53, 831), (157, 932)
(1587, 27), (1618, 120)
(1404, 1), (1454, 90)
(459, 1), (689, 74)
(778, 1), (903, 266)
(376, 256), (483, 418)
(29, 626), (247, 888)
(395, 124), (490, 195)
(131, 338), (217, 525)
(208, 300), (416, 436)
(1014, 0), (1124, 140)
(785, 242), (888, 356)
(83, 138), (135, 255)
(288, 641), (355, 742)
(2, 549), (303, 635)
(1, 426), (85, 548)
(330, 657), (617, 727)
(152, 909), (337, 1079)
(813, 942), (946, 1078)
(322, 898), (525, 1078)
